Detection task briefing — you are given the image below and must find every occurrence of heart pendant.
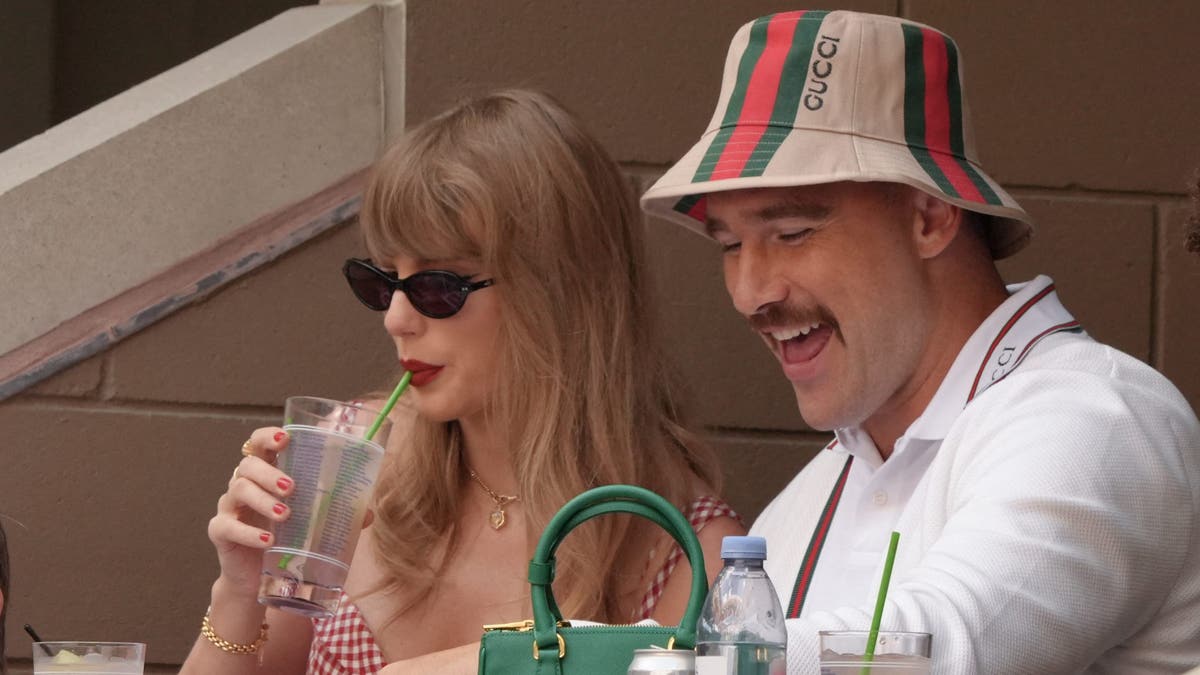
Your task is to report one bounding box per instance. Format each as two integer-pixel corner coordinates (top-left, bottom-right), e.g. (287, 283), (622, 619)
(490, 508), (506, 530)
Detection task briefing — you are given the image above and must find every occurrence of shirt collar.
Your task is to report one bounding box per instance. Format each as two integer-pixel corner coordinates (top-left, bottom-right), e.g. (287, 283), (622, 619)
(904, 275), (1079, 441)
(835, 275), (1080, 453)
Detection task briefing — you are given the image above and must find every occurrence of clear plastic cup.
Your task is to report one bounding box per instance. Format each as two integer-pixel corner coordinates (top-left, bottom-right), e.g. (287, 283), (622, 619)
(257, 396), (392, 617)
(818, 631), (931, 674)
(32, 642), (145, 675)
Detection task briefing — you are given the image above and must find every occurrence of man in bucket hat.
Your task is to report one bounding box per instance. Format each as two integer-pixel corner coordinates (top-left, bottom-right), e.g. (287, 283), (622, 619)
(643, 10), (1200, 674)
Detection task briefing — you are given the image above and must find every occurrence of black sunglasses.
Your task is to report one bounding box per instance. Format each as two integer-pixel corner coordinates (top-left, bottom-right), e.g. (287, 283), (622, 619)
(342, 258), (494, 318)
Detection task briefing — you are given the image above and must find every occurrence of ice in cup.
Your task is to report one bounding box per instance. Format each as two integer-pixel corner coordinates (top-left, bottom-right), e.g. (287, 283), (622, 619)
(258, 396), (392, 617)
(819, 631), (931, 674)
(32, 642), (145, 675)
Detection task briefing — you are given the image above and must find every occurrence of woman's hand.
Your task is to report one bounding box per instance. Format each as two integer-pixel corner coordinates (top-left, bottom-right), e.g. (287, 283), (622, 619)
(378, 642), (479, 675)
(207, 427), (294, 598)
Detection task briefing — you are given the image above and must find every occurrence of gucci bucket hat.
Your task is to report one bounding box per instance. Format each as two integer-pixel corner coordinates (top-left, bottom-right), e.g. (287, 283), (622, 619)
(641, 10), (1033, 258)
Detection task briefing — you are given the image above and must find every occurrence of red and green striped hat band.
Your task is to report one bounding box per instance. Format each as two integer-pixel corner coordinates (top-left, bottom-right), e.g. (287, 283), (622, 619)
(640, 10), (1034, 260)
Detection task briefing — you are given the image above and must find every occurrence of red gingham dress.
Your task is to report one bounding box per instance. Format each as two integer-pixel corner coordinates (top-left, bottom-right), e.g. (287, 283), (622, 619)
(306, 496), (741, 674)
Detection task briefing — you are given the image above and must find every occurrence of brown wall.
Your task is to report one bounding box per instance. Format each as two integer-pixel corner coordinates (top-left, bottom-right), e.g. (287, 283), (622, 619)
(3, 1), (1199, 670)
(0, 1), (54, 151)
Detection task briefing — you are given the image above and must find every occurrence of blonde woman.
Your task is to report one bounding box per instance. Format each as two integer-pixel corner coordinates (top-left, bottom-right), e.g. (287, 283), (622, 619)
(181, 90), (744, 675)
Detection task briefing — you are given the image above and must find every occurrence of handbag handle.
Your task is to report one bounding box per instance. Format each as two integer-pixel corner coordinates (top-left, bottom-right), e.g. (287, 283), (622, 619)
(526, 485), (708, 660)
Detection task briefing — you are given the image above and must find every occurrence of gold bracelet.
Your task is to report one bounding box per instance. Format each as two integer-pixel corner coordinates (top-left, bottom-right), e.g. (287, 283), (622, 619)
(201, 606), (269, 655)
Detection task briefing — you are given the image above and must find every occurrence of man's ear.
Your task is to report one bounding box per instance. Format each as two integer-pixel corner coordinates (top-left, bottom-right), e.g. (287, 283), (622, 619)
(910, 191), (962, 259)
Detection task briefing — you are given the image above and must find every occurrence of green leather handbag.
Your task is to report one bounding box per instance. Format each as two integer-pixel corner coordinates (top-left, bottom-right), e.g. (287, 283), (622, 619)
(477, 484), (707, 675)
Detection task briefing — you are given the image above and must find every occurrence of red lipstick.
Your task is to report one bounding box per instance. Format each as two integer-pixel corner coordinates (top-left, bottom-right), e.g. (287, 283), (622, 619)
(400, 359), (443, 387)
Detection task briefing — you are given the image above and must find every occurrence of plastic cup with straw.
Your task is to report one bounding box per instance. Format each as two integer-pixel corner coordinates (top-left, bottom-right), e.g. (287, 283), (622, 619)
(275, 371), (411, 572)
(859, 531), (901, 675)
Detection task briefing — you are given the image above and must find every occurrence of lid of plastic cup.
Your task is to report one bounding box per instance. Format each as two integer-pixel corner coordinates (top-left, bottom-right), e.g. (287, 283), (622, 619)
(721, 535), (767, 560)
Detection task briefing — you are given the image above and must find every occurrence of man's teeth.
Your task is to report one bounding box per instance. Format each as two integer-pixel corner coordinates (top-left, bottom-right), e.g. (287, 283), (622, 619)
(770, 322), (820, 341)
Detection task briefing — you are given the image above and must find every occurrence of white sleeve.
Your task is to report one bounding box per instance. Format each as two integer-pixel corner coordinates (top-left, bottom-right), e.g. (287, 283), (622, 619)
(781, 373), (1198, 674)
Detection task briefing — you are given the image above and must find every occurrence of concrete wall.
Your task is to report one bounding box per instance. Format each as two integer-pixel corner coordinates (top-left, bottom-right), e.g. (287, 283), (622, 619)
(0, 0), (311, 154)
(3, 0), (1199, 670)
(0, 4), (390, 395)
(51, 0), (310, 123)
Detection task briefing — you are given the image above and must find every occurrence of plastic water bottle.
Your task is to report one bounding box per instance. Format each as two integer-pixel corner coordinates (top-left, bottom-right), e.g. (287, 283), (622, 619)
(695, 536), (787, 675)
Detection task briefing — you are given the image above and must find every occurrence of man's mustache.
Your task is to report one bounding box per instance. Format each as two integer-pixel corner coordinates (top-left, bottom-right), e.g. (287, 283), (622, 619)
(748, 302), (838, 333)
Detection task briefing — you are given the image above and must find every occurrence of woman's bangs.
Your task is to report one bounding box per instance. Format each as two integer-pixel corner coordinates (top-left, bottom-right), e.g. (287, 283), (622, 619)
(364, 204), (481, 266)
(361, 146), (486, 265)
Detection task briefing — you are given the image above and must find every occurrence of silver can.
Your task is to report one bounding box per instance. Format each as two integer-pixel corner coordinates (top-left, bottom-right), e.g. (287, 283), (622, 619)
(627, 648), (696, 675)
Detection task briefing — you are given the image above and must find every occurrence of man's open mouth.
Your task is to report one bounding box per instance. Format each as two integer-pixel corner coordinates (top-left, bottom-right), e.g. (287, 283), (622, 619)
(770, 323), (835, 364)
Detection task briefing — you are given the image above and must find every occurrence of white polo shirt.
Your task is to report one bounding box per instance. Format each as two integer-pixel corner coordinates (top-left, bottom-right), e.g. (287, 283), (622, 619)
(750, 276), (1200, 674)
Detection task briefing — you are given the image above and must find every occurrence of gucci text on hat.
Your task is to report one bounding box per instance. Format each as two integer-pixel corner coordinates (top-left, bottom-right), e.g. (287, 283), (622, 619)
(641, 10), (1033, 259)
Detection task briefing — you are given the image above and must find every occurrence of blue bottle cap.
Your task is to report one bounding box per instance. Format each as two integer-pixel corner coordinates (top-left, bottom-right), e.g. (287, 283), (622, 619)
(721, 535), (767, 560)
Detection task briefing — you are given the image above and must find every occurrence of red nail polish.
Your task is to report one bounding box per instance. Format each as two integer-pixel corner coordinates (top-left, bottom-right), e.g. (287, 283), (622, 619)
(259, 532), (270, 543)
(273, 431), (286, 443)
(273, 503), (286, 515)
(277, 477), (292, 491)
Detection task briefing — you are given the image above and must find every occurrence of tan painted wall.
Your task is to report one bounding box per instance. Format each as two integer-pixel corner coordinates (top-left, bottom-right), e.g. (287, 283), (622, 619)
(0, 4), (385, 360)
(3, 1), (1199, 670)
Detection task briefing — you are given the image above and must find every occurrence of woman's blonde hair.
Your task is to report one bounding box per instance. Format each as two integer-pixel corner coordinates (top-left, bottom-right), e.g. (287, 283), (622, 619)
(360, 89), (720, 621)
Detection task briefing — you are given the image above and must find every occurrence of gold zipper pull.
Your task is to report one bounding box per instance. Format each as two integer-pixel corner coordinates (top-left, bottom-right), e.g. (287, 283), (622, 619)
(482, 619), (534, 632)
(481, 619), (572, 632)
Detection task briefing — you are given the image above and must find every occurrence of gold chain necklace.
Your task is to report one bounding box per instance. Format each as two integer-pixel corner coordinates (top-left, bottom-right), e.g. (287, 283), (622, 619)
(467, 468), (520, 530)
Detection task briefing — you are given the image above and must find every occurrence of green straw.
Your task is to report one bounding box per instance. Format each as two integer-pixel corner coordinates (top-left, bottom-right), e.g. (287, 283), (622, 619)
(276, 372), (411, 571)
(860, 531), (901, 674)
(367, 370), (412, 441)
